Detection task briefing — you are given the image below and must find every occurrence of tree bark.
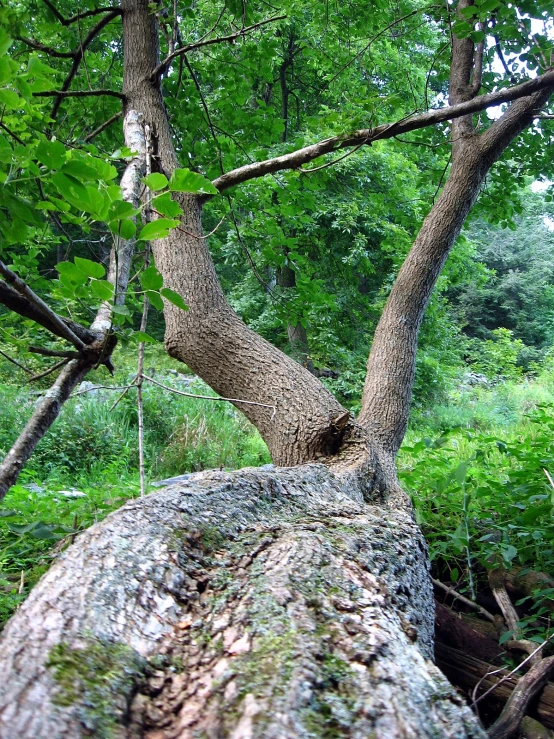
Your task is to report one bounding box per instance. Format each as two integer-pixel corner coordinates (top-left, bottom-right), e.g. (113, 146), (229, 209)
(0, 465), (485, 738)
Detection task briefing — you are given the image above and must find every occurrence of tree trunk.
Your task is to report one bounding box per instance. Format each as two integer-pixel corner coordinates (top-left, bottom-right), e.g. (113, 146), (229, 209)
(0, 465), (485, 738)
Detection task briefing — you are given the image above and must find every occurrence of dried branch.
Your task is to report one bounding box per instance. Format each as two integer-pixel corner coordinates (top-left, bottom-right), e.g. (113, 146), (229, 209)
(82, 111), (122, 142)
(29, 358), (69, 382)
(432, 578), (495, 622)
(0, 349), (32, 375)
(488, 656), (554, 739)
(152, 14), (286, 78)
(211, 69), (554, 192)
(142, 374), (276, 416)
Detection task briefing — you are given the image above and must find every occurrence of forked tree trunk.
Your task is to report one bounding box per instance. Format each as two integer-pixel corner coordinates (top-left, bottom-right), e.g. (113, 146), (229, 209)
(0, 1), (552, 736)
(0, 465), (485, 738)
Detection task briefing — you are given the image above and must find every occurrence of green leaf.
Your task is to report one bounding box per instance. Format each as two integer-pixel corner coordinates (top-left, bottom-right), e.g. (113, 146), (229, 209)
(111, 304), (130, 316)
(108, 218), (136, 240)
(142, 173), (169, 191)
(160, 287), (188, 311)
(139, 265), (163, 291)
(0, 27), (12, 57)
(146, 290), (164, 311)
(90, 279), (114, 301)
(135, 331), (158, 344)
(0, 88), (19, 109)
(61, 159), (99, 181)
(151, 192), (182, 218)
(499, 630), (514, 645)
(56, 261), (88, 287)
(454, 462), (469, 485)
(138, 218), (179, 241)
(74, 257), (105, 279)
(169, 168), (218, 195)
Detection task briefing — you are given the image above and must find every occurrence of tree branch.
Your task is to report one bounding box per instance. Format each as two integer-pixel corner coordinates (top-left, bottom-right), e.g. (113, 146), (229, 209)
(211, 69), (554, 191)
(0, 280), (97, 346)
(82, 110), (123, 141)
(47, 9), (122, 121)
(17, 37), (74, 58)
(41, 0), (120, 27)
(35, 89), (124, 99)
(152, 15), (286, 78)
(0, 263), (87, 352)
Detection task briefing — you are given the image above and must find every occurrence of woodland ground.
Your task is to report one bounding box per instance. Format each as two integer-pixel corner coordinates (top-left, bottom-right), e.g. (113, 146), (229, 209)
(1, 347), (554, 646)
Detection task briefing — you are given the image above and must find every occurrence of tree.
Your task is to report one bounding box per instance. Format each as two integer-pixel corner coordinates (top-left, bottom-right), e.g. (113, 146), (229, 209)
(0, 0), (553, 735)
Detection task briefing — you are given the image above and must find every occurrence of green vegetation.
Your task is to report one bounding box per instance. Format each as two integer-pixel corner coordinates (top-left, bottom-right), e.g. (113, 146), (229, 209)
(0, 346), (269, 627)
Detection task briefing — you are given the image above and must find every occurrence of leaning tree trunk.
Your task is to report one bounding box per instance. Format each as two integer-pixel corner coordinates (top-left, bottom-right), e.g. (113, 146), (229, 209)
(0, 464), (485, 738)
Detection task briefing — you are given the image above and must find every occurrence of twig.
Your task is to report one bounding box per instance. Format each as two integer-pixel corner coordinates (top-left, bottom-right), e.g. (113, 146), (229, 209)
(28, 358), (69, 382)
(82, 111), (122, 142)
(472, 634), (554, 708)
(432, 578), (495, 622)
(18, 570), (24, 594)
(108, 378), (138, 410)
(35, 89), (125, 99)
(69, 384), (133, 397)
(152, 15), (286, 78)
(142, 374), (276, 417)
(0, 349), (33, 375)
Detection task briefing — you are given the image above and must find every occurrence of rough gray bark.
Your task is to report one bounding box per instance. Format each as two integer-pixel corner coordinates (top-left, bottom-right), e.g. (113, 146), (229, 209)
(0, 465), (485, 738)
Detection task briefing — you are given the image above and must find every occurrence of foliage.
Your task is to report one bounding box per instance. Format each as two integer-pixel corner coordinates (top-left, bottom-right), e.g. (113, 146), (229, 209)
(400, 391), (554, 643)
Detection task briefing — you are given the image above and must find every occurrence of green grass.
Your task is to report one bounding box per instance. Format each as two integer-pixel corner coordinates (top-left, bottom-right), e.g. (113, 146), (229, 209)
(0, 347), (269, 628)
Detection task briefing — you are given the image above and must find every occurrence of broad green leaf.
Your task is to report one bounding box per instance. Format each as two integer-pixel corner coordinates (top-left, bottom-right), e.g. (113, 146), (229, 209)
(160, 287), (188, 311)
(36, 141), (66, 169)
(142, 173), (169, 191)
(146, 290), (164, 311)
(135, 331), (158, 343)
(74, 257), (105, 279)
(151, 192), (182, 218)
(56, 261), (88, 287)
(90, 279), (114, 300)
(61, 159), (99, 181)
(169, 168), (218, 195)
(108, 218), (136, 240)
(0, 88), (18, 109)
(111, 304), (130, 316)
(0, 28), (12, 57)
(138, 218), (179, 241)
(139, 265), (163, 291)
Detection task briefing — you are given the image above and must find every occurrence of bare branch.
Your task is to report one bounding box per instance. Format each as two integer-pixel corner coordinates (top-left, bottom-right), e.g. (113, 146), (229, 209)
(0, 280), (97, 346)
(152, 15), (286, 78)
(211, 69), (554, 191)
(0, 263), (87, 352)
(82, 111), (122, 142)
(35, 89), (124, 99)
(432, 578), (495, 622)
(17, 37), (74, 58)
(487, 656), (554, 739)
(0, 349), (32, 375)
(41, 0), (120, 27)
(65, 7), (121, 25)
(47, 9), (122, 121)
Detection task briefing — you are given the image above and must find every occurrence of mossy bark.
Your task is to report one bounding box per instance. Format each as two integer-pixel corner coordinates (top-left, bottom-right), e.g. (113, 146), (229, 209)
(0, 465), (484, 737)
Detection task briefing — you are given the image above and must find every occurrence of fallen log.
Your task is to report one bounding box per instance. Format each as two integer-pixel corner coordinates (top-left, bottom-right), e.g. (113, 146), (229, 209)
(435, 643), (554, 730)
